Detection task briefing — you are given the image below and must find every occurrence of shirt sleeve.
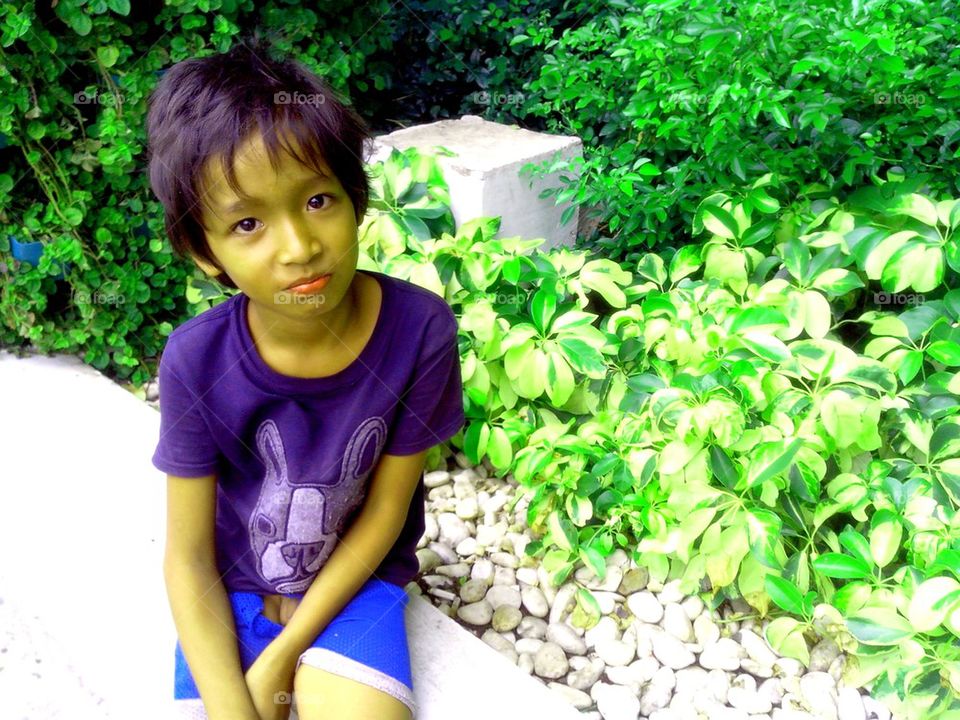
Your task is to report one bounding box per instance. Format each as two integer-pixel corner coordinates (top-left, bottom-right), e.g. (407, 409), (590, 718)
(382, 310), (465, 456)
(151, 338), (221, 477)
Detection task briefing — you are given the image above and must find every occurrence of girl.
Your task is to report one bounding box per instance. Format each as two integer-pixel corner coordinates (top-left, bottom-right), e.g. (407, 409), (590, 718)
(147, 37), (464, 720)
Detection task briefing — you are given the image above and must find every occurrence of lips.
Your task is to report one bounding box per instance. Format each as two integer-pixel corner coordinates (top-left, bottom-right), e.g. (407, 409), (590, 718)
(286, 272), (332, 291)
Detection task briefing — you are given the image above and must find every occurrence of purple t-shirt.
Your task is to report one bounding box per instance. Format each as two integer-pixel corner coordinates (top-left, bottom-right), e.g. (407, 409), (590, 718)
(151, 269), (465, 594)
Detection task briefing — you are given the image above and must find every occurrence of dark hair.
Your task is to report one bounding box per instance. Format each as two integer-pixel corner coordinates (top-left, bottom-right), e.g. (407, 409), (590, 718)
(145, 36), (373, 289)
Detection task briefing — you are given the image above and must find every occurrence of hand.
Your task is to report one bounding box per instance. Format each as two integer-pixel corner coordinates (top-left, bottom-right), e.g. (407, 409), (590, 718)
(244, 646), (297, 720)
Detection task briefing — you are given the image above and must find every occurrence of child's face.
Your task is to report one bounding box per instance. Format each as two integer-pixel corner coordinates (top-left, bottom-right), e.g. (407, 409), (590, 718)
(194, 129), (359, 316)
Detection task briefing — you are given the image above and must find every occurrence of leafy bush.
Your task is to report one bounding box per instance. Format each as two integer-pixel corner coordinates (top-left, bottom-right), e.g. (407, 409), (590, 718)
(344, 148), (960, 718)
(0, 0), (426, 384)
(511, 0), (960, 262)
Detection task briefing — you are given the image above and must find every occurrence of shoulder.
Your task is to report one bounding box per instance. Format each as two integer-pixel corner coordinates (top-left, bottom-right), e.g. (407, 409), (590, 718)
(369, 270), (458, 341)
(160, 293), (240, 372)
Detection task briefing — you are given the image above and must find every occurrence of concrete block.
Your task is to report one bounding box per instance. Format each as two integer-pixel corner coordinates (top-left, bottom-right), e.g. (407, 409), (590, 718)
(367, 115), (582, 251)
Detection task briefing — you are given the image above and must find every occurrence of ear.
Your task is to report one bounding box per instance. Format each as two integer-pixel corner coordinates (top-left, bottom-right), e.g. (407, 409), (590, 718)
(190, 253), (224, 279)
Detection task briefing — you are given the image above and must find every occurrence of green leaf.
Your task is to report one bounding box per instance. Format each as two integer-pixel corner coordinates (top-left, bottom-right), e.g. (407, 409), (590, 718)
(893, 194), (939, 226)
(770, 103), (791, 129)
(846, 607), (914, 645)
(745, 438), (804, 489)
(766, 574), (809, 616)
(709, 445), (739, 489)
(557, 337), (606, 377)
(907, 577), (960, 632)
(746, 508), (783, 569)
(927, 341), (960, 367)
(740, 331), (791, 363)
(838, 529), (872, 566)
(700, 204), (739, 239)
(811, 268), (864, 296)
(668, 245), (702, 283)
(63, 207), (84, 226)
(812, 552), (873, 580)
(869, 509), (902, 569)
(750, 188), (780, 214)
(729, 307), (789, 334)
(97, 46), (120, 68)
(530, 286), (558, 335)
(108, 0), (132, 14)
(548, 510), (578, 551)
(765, 616), (809, 665)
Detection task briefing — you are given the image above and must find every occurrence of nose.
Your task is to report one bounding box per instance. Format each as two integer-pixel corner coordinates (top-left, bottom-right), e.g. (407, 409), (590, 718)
(276, 217), (320, 265)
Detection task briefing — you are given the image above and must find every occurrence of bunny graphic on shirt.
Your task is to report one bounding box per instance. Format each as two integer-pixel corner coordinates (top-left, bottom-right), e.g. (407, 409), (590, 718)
(247, 416), (387, 593)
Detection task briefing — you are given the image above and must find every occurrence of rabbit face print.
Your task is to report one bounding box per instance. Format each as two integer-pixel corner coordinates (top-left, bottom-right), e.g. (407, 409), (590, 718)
(248, 417), (387, 593)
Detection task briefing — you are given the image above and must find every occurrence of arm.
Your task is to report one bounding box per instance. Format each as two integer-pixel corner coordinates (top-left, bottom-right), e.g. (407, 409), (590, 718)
(163, 473), (260, 720)
(264, 450), (429, 663)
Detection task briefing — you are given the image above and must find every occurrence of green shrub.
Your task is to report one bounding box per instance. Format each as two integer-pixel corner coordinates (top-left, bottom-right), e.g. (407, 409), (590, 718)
(0, 0), (406, 384)
(512, 0), (960, 263)
(348, 147), (960, 718)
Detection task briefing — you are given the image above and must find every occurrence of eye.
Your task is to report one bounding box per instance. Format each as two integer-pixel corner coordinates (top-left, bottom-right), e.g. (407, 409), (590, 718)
(229, 195), (333, 235)
(307, 193), (333, 210)
(233, 218), (259, 234)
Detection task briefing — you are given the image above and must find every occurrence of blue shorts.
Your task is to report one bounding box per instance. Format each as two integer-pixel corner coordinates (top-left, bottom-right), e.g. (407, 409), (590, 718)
(173, 577), (415, 718)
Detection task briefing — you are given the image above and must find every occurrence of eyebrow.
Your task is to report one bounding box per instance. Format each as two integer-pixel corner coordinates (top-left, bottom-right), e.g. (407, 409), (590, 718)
(217, 172), (331, 216)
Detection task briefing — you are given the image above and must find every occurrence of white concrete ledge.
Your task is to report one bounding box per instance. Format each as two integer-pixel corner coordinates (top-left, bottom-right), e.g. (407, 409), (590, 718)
(0, 350), (581, 720)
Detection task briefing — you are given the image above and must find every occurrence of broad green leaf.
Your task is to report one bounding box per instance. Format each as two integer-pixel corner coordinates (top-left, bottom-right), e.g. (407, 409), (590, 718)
(812, 552), (873, 580)
(782, 238), (810, 281)
(557, 337), (606, 377)
(765, 616), (809, 665)
(746, 508), (783, 569)
(839, 529), (872, 566)
(907, 577), (960, 632)
(701, 205), (739, 239)
(869, 509), (902, 569)
(669, 245), (702, 282)
(927, 340), (960, 367)
(750, 188), (780, 214)
(766, 574), (808, 616)
(803, 290), (832, 339)
(548, 510), (577, 551)
(863, 231), (916, 281)
(97, 46), (120, 68)
(740, 331), (791, 362)
(811, 268), (865, 296)
(881, 242), (943, 293)
(770, 104), (791, 130)
(730, 307), (789, 334)
(530, 287), (558, 335)
(931, 423), (960, 460)
(565, 493), (593, 527)
(745, 438), (804, 489)
(846, 607), (914, 645)
(545, 351), (576, 406)
(893, 193), (939, 226)
(581, 259), (632, 308)
(486, 426), (513, 469)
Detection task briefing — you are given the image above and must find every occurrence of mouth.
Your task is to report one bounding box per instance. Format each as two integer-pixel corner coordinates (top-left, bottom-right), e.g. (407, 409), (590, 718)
(286, 273), (333, 293)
